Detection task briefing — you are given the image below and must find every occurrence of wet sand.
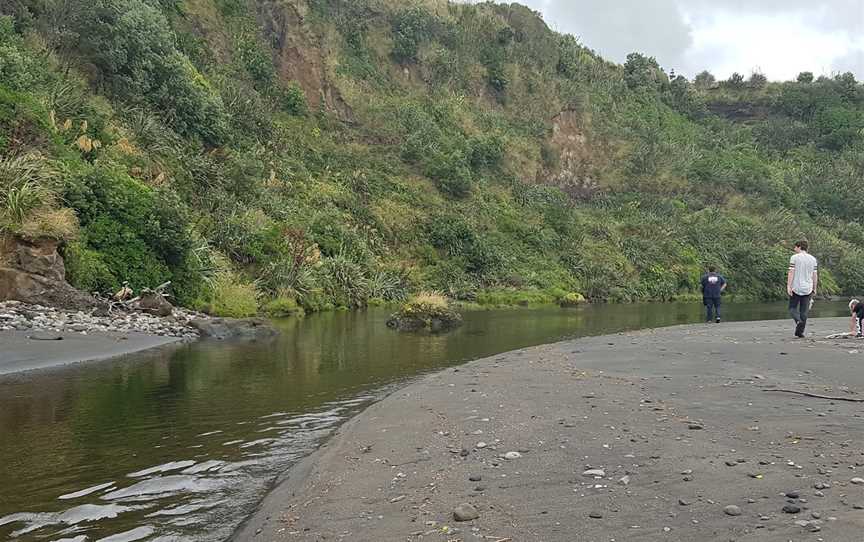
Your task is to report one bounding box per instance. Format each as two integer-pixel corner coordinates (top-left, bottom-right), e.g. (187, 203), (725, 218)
(0, 330), (183, 375)
(234, 317), (864, 541)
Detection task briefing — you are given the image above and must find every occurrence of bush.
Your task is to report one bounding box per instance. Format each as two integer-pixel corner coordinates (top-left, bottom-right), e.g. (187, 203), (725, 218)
(207, 270), (258, 317)
(262, 294), (304, 317)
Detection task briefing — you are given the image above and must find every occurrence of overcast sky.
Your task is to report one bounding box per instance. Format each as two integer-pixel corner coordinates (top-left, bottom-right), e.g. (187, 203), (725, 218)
(499, 0), (864, 81)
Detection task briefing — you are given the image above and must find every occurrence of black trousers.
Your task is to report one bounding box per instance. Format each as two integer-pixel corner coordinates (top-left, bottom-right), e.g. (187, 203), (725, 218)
(789, 293), (811, 325)
(704, 297), (721, 321)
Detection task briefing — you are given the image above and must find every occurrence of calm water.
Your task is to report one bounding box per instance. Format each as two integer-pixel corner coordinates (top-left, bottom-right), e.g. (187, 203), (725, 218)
(0, 301), (848, 541)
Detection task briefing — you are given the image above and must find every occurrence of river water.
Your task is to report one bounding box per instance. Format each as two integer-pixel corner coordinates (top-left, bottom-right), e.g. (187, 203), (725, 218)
(0, 301), (849, 541)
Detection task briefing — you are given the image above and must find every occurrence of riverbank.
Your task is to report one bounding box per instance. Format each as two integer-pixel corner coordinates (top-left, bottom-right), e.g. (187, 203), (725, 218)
(235, 317), (864, 541)
(0, 300), (199, 375)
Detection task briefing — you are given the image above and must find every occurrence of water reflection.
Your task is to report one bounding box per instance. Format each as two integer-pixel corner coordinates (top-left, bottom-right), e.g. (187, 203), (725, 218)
(0, 302), (848, 540)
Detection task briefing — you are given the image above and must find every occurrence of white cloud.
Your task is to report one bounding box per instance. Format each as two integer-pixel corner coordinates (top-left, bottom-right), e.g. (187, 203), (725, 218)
(485, 0), (864, 81)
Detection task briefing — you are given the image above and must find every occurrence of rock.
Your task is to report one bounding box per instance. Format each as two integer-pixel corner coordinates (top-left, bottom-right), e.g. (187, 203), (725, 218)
(851, 477), (864, 485)
(476, 442), (487, 449)
(189, 317), (278, 340)
(133, 291), (173, 317)
(0, 236), (103, 311)
(618, 475), (630, 486)
(502, 451), (522, 460)
(588, 512), (603, 519)
(786, 491), (800, 499)
(783, 504), (801, 514)
(583, 469), (605, 477)
(724, 505), (742, 516)
(386, 296), (463, 333)
(688, 423), (704, 430)
(468, 475), (482, 482)
(678, 498), (692, 506)
(725, 461), (737, 467)
(811, 511), (822, 519)
(453, 503), (479, 522)
(28, 332), (63, 341)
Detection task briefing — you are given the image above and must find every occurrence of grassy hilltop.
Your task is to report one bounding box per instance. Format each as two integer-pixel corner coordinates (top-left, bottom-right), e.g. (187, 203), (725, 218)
(1, 0), (863, 315)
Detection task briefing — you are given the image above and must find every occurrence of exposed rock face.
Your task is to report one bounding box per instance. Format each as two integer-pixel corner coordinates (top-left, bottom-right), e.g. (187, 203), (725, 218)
(189, 317), (279, 340)
(256, 0), (353, 119)
(0, 236), (101, 311)
(538, 107), (603, 200)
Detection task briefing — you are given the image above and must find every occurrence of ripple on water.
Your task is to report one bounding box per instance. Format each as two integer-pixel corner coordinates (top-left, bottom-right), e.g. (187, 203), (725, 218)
(1, 396), (378, 541)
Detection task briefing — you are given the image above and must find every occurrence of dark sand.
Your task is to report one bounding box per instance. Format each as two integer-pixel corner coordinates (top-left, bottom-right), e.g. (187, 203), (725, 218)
(234, 317), (864, 542)
(0, 330), (182, 375)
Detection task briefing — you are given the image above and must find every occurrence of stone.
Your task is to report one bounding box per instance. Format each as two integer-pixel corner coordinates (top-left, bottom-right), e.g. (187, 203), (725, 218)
(133, 291), (173, 317)
(678, 498), (692, 506)
(724, 505), (742, 516)
(618, 475), (630, 486)
(688, 423), (704, 430)
(583, 469), (605, 477)
(785, 491), (800, 499)
(468, 475), (482, 482)
(453, 503), (479, 522)
(28, 332), (63, 341)
(502, 451), (522, 460)
(851, 477), (864, 485)
(588, 512), (603, 519)
(783, 504), (801, 514)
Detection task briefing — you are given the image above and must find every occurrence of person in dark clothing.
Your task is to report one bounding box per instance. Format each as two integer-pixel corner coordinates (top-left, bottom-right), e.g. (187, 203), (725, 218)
(850, 299), (864, 338)
(700, 266), (727, 323)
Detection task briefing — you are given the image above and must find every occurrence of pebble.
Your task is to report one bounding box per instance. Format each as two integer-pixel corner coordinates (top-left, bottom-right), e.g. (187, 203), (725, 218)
(0, 301), (200, 339)
(502, 452), (522, 460)
(782, 504), (801, 514)
(851, 477), (864, 485)
(476, 442), (487, 449)
(688, 423), (704, 430)
(469, 475), (482, 482)
(618, 475), (630, 486)
(583, 469), (605, 477)
(678, 498), (692, 506)
(453, 503), (479, 522)
(588, 512), (603, 519)
(724, 505), (742, 516)
(785, 491), (800, 499)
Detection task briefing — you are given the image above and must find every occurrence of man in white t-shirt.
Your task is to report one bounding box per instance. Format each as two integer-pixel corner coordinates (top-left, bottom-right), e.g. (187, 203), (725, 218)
(787, 240), (818, 338)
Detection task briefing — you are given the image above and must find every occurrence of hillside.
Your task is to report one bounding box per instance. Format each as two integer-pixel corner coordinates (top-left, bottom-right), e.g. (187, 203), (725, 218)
(1, 0), (863, 315)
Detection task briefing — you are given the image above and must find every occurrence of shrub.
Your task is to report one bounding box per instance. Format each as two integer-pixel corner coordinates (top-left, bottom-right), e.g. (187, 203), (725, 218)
(559, 292), (586, 307)
(208, 270), (259, 317)
(318, 252), (370, 308)
(280, 83), (308, 116)
(262, 294), (304, 317)
(63, 241), (116, 293)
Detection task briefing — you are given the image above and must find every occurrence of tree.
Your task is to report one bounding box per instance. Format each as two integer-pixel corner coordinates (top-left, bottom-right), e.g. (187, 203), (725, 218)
(624, 52), (666, 91)
(725, 72), (745, 89)
(748, 71), (767, 89)
(797, 71), (814, 83)
(693, 70), (716, 90)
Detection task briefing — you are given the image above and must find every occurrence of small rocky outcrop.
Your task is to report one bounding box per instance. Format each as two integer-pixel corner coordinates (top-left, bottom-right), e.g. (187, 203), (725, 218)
(559, 292), (586, 307)
(0, 236), (102, 311)
(189, 317), (279, 340)
(387, 293), (463, 333)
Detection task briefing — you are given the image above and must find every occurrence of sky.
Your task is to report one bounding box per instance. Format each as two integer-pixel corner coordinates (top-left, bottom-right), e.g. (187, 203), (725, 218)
(487, 0), (864, 81)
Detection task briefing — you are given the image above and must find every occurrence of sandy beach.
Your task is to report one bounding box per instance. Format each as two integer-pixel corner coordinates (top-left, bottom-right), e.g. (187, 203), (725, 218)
(233, 317), (864, 542)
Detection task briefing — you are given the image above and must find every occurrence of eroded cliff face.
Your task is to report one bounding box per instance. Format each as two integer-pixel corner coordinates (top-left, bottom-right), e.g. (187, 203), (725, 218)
(539, 108), (603, 200)
(0, 237), (99, 310)
(255, 0), (352, 118)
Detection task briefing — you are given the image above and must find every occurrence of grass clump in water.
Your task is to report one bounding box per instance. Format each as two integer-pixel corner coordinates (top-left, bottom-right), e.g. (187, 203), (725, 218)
(387, 291), (462, 332)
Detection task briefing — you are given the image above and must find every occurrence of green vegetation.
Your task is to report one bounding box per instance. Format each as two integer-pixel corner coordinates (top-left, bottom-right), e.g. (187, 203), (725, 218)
(1, 0), (863, 314)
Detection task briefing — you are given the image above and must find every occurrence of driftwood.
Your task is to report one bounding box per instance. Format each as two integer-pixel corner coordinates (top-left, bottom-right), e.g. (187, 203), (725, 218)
(763, 389), (864, 402)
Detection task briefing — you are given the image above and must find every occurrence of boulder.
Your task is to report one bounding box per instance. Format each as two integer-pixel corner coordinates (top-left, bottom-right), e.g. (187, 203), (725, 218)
(133, 291), (173, 317)
(0, 236), (102, 311)
(189, 317), (279, 340)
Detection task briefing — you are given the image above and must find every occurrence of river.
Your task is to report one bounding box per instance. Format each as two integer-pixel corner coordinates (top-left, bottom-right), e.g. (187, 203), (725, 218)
(0, 301), (849, 541)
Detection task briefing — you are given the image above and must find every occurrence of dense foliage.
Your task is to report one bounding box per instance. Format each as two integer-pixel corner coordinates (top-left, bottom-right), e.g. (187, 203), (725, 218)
(1, 0), (863, 313)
